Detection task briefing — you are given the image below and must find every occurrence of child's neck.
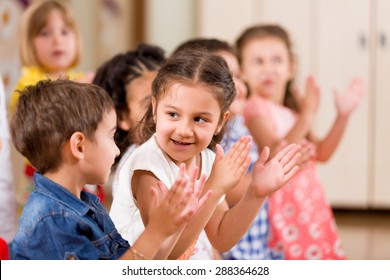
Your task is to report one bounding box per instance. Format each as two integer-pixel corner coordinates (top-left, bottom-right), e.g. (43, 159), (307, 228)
(255, 91), (284, 105)
(44, 168), (85, 198)
(46, 71), (68, 80)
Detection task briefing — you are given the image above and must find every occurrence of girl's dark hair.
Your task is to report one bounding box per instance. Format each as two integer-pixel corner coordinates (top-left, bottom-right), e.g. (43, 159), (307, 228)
(93, 43), (166, 164)
(137, 49), (236, 150)
(173, 38), (235, 57)
(236, 24), (300, 112)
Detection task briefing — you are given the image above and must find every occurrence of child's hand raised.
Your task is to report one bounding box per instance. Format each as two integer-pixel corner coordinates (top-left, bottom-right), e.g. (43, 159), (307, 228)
(301, 75), (320, 118)
(334, 77), (365, 118)
(147, 163), (211, 237)
(250, 143), (301, 198)
(207, 136), (252, 196)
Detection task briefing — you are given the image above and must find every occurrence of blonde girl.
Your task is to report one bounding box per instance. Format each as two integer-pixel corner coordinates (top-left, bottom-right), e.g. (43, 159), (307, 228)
(11, 0), (94, 210)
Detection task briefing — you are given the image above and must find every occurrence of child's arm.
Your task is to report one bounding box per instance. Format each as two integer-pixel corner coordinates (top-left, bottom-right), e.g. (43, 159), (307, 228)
(313, 77), (365, 162)
(247, 76), (320, 155)
(204, 144), (301, 252)
(164, 136), (253, 259)
(132, 164), (211, 259)
(120, 168), (209, 260)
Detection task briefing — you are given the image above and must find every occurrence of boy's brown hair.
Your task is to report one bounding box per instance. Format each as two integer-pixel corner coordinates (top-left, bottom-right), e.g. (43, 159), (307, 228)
(10, 79), (114, 174)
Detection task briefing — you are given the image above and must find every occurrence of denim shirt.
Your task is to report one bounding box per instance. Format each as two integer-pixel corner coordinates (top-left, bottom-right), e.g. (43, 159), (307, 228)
(10, 173), (130, 260)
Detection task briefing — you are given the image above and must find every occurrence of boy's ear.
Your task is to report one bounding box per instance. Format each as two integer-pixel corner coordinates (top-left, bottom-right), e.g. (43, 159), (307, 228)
(216, 110), (230, 135)
(69, 132), (86, 160)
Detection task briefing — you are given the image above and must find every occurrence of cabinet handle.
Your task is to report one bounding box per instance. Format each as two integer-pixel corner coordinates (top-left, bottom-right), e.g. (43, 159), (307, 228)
(358, 34), (367, 49)
(379, 32), (387, 49)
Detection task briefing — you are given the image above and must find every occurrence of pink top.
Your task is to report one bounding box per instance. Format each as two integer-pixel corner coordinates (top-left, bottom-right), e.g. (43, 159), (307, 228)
(243, 95), (345, 260)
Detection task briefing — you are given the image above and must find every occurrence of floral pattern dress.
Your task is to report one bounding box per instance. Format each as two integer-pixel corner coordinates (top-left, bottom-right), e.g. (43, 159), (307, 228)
(243, 96), (345, 260)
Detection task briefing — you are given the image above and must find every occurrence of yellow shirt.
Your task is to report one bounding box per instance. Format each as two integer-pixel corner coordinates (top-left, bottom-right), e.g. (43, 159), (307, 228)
(10, 66), (84, 174)
(10, 66), (84, 110)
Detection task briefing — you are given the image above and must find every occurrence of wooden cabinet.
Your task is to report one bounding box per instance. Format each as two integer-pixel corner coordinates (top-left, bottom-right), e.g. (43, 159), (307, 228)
(196, 0), (390, 208)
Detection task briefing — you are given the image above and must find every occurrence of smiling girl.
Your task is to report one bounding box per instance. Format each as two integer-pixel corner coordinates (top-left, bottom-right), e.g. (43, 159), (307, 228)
(109, 49), (301, 259)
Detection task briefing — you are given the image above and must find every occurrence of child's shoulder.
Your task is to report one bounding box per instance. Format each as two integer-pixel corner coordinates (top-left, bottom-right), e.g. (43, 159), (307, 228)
(200, 148), (216, 176)
(125, 136), (169, 168)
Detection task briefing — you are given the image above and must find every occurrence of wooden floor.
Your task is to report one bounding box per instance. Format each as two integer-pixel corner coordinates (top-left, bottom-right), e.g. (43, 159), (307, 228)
(333, 209), (390, 260)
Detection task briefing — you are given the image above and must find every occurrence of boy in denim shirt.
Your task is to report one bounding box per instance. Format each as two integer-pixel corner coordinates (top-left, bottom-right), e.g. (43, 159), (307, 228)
(10, 80), (209, 259)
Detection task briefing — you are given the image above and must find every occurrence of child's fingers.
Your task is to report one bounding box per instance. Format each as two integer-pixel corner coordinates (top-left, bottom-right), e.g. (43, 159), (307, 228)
(196, 189), (212, 211)
(214, 144), (224, 162)
(176, 189), (213, 224)
(232, 138), (252, 168)
(257, 146), (270, 165)
(190, 166), (199, 187)
(177, 184), (193, 210)
(283, 165), (300, 183)
(174, 209), (195, 226)
(226, 136), (251, 159)
(282, 152), (301, 174)
(239, 155), (251, 175)
(280, 145), (301, 167)
(163, 177), (185, 205)
(274, 143), (298, 162)
(178, 163), (186, 179)
(156, 180), (169, 198)
(193, 174), (206, 198)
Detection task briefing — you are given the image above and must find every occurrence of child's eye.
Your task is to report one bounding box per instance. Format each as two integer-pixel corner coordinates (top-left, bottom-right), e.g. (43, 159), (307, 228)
(252, 58), (263, 65)
(168, 112), (179, 118)
(194, 117), (206, 124)
(39, 30), (50, 37)
(272, 56), (282, 64)
(62, 27), (72, 36)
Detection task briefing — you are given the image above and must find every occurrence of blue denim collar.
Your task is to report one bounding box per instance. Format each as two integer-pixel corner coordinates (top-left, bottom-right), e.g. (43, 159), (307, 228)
(33, 172), (97, 216)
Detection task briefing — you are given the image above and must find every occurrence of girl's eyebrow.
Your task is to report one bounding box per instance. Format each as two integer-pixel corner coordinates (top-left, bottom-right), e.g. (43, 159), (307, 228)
(163, 104), (214, 117)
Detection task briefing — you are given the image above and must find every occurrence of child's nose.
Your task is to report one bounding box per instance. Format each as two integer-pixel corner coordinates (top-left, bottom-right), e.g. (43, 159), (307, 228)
(176, 120), (193, 137)
(262, 61), (274, 72)
(52, 31), (63, 44)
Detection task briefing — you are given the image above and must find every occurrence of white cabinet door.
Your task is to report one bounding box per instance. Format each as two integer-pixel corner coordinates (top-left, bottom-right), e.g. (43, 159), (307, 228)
(196, 0), (380, 208)
(315, 0), (371, 207)
(373, 0), (390, 207)
(196, 0), (255, 43)
(258, 0), (313, 87)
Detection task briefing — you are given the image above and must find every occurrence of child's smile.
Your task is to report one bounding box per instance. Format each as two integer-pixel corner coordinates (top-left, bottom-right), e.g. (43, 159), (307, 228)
(154, 83), (225, 168)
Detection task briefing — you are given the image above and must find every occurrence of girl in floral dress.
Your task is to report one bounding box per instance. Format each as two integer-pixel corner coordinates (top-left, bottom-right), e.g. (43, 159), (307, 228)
(236, 24), (365, 259)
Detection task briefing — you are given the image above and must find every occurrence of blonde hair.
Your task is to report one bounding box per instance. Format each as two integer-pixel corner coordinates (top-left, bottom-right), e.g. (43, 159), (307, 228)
(19, 0), (82, 69)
